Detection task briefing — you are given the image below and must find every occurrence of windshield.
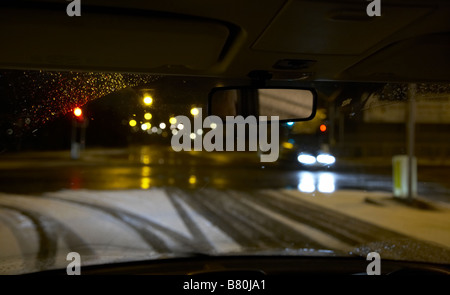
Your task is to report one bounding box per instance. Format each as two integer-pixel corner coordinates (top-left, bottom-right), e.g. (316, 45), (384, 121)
(0, 70), (450, 274)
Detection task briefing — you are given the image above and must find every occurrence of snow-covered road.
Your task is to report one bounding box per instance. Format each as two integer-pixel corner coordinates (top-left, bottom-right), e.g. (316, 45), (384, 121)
(1, 187), (449, 274)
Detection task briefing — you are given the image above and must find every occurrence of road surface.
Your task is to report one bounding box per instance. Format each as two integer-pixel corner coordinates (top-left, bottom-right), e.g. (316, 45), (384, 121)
(0, 146), (449, 274)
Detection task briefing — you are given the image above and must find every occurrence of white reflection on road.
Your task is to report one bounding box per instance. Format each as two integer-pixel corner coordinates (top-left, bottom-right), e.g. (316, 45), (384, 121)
(297, 171), (336, 193)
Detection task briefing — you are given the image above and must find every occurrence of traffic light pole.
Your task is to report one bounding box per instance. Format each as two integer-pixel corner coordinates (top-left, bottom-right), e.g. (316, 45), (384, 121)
(70, 110), (87, 160)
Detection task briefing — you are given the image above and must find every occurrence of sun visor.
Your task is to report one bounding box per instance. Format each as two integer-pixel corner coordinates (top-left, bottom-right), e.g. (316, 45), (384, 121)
(0, 6), (230, 72)
(342, 33), (450, 82)
(252, 1), (432, 55)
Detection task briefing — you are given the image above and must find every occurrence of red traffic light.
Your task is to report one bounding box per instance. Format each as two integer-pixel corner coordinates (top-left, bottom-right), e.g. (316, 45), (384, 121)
(319, 124), (327, 132)
(73, 107), (82, 117)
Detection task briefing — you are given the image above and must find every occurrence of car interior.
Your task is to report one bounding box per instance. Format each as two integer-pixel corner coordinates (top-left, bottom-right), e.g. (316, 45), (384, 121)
(1, 0), (450, 279)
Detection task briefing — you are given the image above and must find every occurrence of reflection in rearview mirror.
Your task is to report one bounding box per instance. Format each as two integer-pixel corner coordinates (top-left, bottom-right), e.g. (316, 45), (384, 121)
(258, 89), (315, 121)
(209, 87), (316, 121)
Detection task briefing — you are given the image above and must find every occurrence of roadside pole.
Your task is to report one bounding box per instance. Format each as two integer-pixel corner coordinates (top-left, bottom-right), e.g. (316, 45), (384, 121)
(406, 83), (417, 202)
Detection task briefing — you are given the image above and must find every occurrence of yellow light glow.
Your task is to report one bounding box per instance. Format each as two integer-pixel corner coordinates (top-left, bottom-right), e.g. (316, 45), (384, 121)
(169, 117), (177, 125)
(141, 177), (150, 189)
(144, 113), (152, 120)
(189, 175), (197, 185)
(141, 155), (150, 165)
(190, 107), (199, 116)
(129, 119), (137, 127)
(142, 166), (150, 177)
(282, 142), (294, 149)
(143, 96), (153, 105)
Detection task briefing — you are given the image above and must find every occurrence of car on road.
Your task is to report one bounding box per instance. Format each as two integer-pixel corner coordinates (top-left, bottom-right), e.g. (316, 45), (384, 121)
(1, 0), (450, 285)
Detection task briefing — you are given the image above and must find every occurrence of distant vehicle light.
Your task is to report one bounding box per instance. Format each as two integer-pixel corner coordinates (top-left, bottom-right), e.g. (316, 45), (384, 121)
(297, 154), (316, 165)
(129, 119), (137, 127)
(282, 142), (294, 149)
(319, 124), (327, 132)
(316, 154), (336, 165)
(286, 122), (294, 126)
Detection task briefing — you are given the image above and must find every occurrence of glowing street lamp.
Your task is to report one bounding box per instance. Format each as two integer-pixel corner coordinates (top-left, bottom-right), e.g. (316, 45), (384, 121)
(190, 107), (199, 116)
(143, 95), (153, 105)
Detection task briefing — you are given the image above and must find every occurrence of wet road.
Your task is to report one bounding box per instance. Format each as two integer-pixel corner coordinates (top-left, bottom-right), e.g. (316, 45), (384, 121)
(0, 145), (449, 202)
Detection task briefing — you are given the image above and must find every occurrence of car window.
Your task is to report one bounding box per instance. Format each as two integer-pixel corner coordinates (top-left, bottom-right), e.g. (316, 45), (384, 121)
(1, 69), (450, 274)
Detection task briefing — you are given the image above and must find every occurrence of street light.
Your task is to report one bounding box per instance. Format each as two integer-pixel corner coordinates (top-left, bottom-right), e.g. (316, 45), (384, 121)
(143, 95), (153, 105)
(190, 107), (199, 116)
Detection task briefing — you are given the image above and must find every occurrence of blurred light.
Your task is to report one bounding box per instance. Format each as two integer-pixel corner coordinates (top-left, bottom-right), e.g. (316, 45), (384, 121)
(197, 129), (203, 135)
(141, 177), (150, 189)
(142, 166), (150, 177)
(282, 142), (294, 149)
(190, 133), (196, 139)
(298, 172), (315, 193)
(286, 121), (294, 126)
(144, 113), (152, 120)
(73, 107), (82, 117)
(297, 154), (316, 165)
(169, 117), (177, 125)
(210, 123), (217, 129)
(190, 107), (199, 116)
(177, 123), (184, 130)
(140, 154), (150, 165)
(170, 124), (176, 129)
(151, 127), (158, 133)
(141, 123), (150, 131)
(159, 123), (166, 129)
(143, 96), (153, 105)
(320, 124), (327, 132)
(189, 175), (197, 185)
(316, 154), (336, 165)
(172, 129), (178, 135)
(129, 119), (137, 127)
(318, 173), (335, 193)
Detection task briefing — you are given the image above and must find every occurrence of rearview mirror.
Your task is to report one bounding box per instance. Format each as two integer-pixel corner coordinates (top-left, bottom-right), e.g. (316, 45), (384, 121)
(208, 87), (317, 122)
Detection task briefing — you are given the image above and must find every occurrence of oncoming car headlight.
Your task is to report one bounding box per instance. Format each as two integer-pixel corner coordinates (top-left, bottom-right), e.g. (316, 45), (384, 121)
(297, 154), (317, 165)
(316, 154), (336, 165)
(297, 153), (336, 166)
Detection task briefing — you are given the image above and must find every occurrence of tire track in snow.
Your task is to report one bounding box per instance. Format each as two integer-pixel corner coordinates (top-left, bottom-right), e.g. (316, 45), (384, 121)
(43, 195), (204, 253)
(0, 204), (95, 271)
(167, 188), (263, 249)
(170, 188), (326, 251)
(165, 191), (214, 253)
(262, 190), (402, 244)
